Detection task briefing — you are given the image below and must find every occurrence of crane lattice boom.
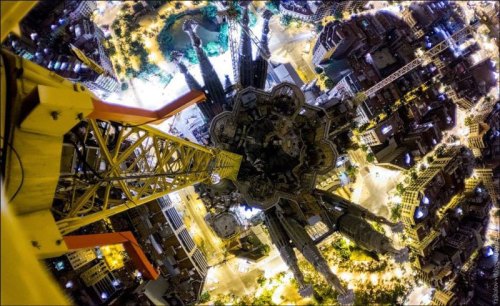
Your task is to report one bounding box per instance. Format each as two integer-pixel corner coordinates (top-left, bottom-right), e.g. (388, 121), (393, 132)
(365, 25), (476, 98)
(56, 120), (241, 235)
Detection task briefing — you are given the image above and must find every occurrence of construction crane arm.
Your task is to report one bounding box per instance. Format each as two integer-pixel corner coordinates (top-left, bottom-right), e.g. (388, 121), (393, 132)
(364, 25), (476, 98)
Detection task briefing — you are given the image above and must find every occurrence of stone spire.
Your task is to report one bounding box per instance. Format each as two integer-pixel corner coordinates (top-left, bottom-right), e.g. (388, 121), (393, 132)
(183, 19), (225, 119)
(264, 210), (313, 297)
(258, 9), (272, 60)
(252, 9), (273, 89)
(276, 206), (354, 304)
(172, 51), (202, 91)
(238, 2), (254, 88)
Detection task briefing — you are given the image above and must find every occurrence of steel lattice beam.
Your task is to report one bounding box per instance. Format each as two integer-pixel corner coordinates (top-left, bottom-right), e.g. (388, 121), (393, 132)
(365, 58), (424, 97)
(55, 120), (241, 235)
(228, 18), (240, 86)
(365, 25), (475, 98)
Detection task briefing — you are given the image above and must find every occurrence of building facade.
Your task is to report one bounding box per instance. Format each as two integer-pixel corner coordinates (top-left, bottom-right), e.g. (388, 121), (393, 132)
(125, 196), (208, 305)
(400, 147), (493, 303)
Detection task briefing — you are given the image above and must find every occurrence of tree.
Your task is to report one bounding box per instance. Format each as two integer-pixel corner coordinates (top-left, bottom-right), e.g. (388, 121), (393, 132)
(163, 13), (179, 29)
(390, 204), (402, 221)
(265, 0), (280, 14)
(346, 165), (358, 180)
(464, 115), (473, 126)
(174, 2), (182, 10)
(157, 27), (174, 57)
(115, 64), (122, 74)
(366, 153), (375, 163)
(203, 41), (221, 57)
(199, 292), (211, 303)
(396, 183), (405, 195)
(184, 48), (199, 64)
(280, 15), (292, 27)
(436, 145), (446, 157)
(114, 27), (122, 37)
(261, 244), (270, 256)
(253, 289), (275, 306)
(249, 10), (257, 27)
(324, 78), (335, 89)
(218, 22), (229, 52)
(426, 156), (434, 164)
(201, 5), (218, 21)
(122, 13), (134, 24)
(314, 67), (324, 74)
(410, 170), (418, 181)
(121, 82), (129, 91)
(256, 276), (266, 286)
(316, 23), (324, 33)
(125, 67), (136, 77)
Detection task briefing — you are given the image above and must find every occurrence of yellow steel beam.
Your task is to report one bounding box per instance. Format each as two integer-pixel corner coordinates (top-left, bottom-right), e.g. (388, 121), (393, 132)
(55, 119), (241, 235)
(0, 1), (37, 42)
(2, 47), (241, 256)
(1, 191), (71, 305)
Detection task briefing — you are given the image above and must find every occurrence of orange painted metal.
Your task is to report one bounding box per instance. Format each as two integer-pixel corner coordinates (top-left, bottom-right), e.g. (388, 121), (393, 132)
(87, 90), (206, 125)
(63, 231), (159, 280)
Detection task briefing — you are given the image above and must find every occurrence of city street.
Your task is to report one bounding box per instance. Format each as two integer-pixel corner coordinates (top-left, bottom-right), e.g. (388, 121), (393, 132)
(204, 248), (287, 296)
(93, 1), (123, 28)
(349, 164), (402, 219)
(267, 17), (317, 82)
(173, 186), (226, 265)
(94, 2), (498, 303)
(406, 285), (434, 305)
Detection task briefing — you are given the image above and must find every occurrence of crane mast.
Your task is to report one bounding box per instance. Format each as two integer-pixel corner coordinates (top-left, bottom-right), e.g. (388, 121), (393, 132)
(228, 17), (240, 86)
(219, 3), (241, 87)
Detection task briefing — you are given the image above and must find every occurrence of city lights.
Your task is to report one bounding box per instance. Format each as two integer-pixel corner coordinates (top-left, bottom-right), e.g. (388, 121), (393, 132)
(1, 1), (498, 305)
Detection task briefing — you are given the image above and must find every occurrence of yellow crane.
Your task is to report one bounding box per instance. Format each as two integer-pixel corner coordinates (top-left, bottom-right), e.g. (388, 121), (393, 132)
(1, 7), (242, 306)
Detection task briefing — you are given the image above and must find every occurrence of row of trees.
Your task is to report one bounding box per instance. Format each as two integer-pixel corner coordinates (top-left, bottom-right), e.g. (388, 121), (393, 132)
(280, 15), (302, 28)
(157, 12), (184, 59)
(317, 70), (335, 89)
(390, 203), (402, 221)
(110, 9), (173, 86)
(156, 9), (231, 66)
(265, 0), (280, 15)
(218, 22), (229, 52)
(201, 4), (218, 21)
